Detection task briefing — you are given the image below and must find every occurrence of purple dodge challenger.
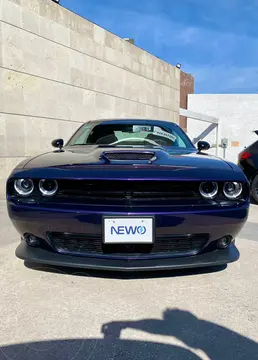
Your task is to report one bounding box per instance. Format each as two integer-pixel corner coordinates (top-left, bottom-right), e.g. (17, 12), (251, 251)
(6, 119), (250, 271)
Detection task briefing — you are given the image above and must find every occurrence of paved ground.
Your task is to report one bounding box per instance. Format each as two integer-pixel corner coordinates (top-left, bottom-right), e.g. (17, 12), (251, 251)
(0, 201), (258, 360)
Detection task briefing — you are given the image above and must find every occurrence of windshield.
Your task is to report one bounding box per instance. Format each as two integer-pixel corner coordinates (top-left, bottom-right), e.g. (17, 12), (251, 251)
(67, 122), (194, 148)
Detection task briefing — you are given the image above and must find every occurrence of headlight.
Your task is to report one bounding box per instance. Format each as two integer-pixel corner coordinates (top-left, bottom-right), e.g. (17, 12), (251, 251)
(39, 179), (58, 196)
(14, 179), (34, 196)
(199, 181), (218, 199)
(223, 182), (242, 199)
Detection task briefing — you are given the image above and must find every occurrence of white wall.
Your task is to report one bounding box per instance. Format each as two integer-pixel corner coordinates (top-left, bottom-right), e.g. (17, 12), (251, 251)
(187, 94), (258, 163)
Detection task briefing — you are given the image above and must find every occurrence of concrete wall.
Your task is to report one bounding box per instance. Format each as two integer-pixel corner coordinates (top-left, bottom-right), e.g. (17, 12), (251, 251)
(187, 94), (258, 162)
(0, 0), (180, 198)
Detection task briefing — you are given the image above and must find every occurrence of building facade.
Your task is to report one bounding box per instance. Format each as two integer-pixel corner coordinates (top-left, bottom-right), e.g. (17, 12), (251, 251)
(0, 0), (195, 198)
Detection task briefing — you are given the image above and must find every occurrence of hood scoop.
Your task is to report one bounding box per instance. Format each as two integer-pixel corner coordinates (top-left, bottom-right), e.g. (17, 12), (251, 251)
(101, 151), (156, 162)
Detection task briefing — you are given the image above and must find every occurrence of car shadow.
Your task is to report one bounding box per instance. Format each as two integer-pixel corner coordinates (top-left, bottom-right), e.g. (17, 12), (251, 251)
(0, 308), (257, 360)
(24, 261), (227, 279)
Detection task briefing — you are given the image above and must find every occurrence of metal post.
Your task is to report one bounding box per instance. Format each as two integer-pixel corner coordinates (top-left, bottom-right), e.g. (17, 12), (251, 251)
(215, 124), (219, 156)
(179, 109), (219, 155)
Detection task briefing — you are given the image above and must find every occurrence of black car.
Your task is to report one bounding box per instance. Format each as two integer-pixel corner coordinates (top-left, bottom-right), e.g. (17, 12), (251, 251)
(238, 133), (258, 203)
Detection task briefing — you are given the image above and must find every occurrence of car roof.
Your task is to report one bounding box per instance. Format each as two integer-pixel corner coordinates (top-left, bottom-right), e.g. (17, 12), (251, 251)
(87, 118), (179, 127)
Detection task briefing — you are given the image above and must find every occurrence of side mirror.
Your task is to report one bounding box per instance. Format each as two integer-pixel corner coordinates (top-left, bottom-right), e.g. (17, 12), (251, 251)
(51, 139), (64, 150)
(197, 141), (210, 152)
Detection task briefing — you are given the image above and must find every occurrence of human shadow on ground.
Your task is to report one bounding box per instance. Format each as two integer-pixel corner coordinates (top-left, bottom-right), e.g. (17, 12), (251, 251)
(102, 308), (258, 360)
(1, 308), (257, 360)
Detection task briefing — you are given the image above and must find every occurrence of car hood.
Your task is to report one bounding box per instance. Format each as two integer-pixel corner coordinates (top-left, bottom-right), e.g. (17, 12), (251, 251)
(11, 146), (248, 182)
(24, 146), (231, 170)
(20, 146), (231, 169)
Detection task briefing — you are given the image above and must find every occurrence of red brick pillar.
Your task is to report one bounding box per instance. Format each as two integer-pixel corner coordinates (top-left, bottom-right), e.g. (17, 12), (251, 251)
(180, 71), (194, 132)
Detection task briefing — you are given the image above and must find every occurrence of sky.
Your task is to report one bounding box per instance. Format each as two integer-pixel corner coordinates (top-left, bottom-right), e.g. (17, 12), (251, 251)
(61, 0), (258, 94)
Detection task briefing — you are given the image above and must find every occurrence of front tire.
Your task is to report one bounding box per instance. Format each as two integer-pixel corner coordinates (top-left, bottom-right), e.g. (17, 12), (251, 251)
(251, 174), (258, 204)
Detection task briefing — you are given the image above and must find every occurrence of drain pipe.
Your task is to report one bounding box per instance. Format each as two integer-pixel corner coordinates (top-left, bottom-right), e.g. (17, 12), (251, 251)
(221, 138), (228, 159)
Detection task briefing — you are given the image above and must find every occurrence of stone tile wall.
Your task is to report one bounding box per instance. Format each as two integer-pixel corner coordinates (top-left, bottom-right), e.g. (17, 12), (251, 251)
(0, 0), (180, 198)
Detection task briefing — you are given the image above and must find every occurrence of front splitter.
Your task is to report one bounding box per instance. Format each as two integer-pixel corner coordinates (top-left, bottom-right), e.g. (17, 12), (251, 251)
(15, 242), (240, 272)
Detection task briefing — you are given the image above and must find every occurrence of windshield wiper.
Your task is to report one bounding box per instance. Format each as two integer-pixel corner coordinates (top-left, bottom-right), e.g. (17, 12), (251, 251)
(96, 144), (138, 148)
(68, 144), (167, 149)
(69, 144), (118, 147)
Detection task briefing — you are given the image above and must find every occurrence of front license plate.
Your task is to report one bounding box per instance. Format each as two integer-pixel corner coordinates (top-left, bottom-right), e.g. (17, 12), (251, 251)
(103, 217), (154, 244)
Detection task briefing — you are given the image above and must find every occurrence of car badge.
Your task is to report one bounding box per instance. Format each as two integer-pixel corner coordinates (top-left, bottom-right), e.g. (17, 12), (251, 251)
(125, 190), (133, 199)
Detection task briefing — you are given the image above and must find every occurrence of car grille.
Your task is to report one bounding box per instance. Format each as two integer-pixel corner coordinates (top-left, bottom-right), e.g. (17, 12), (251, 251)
(103, 152), (155, 160)
(48, 232), (209, 257)
(55, 180), (201, 204)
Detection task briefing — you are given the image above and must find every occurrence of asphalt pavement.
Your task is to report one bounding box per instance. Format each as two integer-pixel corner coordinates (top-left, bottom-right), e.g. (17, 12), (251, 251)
(0, 201), (257, 360)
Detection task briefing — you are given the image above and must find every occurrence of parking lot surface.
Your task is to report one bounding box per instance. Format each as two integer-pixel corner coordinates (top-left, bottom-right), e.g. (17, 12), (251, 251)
(0, 201), (258, 360)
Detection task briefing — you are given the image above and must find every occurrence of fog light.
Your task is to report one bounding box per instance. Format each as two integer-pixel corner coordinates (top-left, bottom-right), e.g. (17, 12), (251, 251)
(217, 237), (231, 249)
(26, 235), (39, 247)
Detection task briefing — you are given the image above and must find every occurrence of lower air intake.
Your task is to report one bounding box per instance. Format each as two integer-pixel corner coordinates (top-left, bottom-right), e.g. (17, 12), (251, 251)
(48, 232), (209, 258)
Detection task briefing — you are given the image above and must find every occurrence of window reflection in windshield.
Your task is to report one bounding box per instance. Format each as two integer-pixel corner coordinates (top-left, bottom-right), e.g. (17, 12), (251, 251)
(67, 122), (193, 148)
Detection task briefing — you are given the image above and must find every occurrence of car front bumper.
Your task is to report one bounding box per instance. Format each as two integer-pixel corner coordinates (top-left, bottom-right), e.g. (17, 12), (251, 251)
(16, 241), (239, 271)
(8, 203), (248, 271)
